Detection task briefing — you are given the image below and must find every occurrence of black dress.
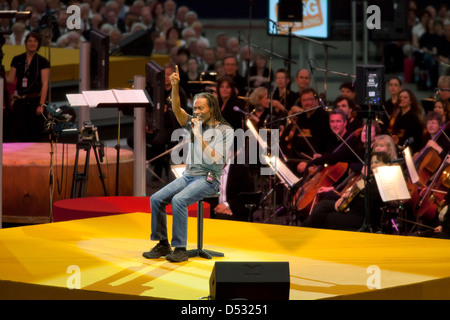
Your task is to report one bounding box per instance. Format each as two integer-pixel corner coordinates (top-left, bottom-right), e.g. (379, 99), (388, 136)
(10, 52), (50, 142)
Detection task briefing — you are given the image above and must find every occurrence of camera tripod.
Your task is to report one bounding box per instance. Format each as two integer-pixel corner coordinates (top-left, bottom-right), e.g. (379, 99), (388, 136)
(70, 139), (108, 198)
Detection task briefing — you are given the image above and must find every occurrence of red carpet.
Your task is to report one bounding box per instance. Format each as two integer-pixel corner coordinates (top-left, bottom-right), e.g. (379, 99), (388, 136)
(53, 196), (210, 222)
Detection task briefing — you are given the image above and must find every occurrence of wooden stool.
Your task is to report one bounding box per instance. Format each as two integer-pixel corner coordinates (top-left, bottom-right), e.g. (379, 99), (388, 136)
(187, 195), (224, 259)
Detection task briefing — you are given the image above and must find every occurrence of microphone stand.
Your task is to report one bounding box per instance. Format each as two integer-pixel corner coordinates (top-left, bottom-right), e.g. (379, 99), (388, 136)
(285, 32), (337, 100)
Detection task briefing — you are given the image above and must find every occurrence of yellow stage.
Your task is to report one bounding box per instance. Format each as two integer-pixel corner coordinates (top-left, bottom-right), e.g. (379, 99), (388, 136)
(3, 45), (170, 89)
(1, 212), (450, 300)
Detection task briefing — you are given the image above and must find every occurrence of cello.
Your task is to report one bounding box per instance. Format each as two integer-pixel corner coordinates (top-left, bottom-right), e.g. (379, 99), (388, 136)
(293, 128), (364, 215)
(293, 162), (348, 214)
(413, 122), (449, 187)
(415, 154), (450, 222)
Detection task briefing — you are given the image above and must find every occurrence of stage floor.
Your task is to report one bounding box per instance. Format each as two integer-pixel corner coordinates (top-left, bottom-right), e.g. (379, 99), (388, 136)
(1, 212), (450, 300)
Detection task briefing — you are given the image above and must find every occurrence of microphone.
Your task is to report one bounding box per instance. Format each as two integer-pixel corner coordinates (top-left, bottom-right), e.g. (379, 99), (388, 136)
(398, 137), (414, 150)
(264, 17), (279, 27)
(204, 86), (216, 93)
(233, 106), (249, 115)
(191, 114), (200, 142)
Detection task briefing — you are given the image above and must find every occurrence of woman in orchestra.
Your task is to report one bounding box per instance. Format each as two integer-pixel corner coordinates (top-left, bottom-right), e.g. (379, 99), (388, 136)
(247, 86), (285, 129)
(390, 89), (424, 153)
(301, 151), (389, 232)
(384, 77), (403, 116)
(433, 99), (449, 124)
(215, 76), (245, 130)
(372, 134), (398, 161)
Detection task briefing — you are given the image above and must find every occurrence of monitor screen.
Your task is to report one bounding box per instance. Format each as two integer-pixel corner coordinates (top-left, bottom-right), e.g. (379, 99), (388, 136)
(268, 0), (328, 39)
(89, 29), (110, 90)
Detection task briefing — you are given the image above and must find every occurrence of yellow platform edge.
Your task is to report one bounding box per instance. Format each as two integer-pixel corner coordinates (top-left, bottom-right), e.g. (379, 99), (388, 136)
(1, 212), (450, 300)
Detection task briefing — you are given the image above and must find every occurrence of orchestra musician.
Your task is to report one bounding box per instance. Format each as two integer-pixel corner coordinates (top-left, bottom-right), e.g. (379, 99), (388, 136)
(384, 77), (403, 116)
(247, 86), (285, 129)
(433, 99), (449, 124)
(296, 109), (353, 174)
(390, 89), (424, 153)
(215, 75), (245, 130)
(311, 122), (386, 201)
(420, 111), (450, 159)
(301, 151), (389, 232)
(292, 87), (331, 158)
(334, 96), (363, 135)
(272, 68), (298, 112)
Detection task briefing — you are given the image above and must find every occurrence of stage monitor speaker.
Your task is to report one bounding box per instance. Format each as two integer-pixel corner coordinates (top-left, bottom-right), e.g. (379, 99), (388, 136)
(209, 262), (290, 300)
(355, 65), (385, 106)
(278, 0), (303, 22)
(119, 29), (153, 56)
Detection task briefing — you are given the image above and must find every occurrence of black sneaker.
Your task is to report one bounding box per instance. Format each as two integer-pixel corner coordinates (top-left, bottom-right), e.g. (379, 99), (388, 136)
(142, 243), (172, 259)
(165, 248), (189, 262)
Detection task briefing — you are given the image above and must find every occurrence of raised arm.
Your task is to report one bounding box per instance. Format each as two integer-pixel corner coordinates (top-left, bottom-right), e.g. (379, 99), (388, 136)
(169, 65), (189, 127)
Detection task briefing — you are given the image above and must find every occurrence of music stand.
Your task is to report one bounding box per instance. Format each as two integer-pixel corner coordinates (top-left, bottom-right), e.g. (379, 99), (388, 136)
(97, 101), (151, 195)
(264, 155), (301, 225)
(67, 90), (152, 195)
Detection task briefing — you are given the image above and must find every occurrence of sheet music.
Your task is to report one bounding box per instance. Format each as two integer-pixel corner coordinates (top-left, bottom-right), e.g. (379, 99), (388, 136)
(373, 165), (411, 202)
(82, 90), (117, 107)
(112, 89), (149, 103)
(66, 94), (88, 107)
(403, 147), (419, 184)
(267, 156), (300, 187)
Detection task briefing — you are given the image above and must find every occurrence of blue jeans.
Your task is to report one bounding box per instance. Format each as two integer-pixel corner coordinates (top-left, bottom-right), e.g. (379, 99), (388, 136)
(150, 175), (219, 247)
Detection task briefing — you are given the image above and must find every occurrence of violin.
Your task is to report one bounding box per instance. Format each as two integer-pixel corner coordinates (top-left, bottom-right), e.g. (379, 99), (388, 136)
(415, 154), (450, 222)
(337, 174), (364, 212)
(281, 117), (298, 151)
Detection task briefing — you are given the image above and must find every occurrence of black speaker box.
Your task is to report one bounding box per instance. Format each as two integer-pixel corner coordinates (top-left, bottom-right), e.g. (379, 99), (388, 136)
(119, 29), (153, 56)
(209, 262), (290, 300)
(278, 0), (303, 22)
(355, 65), (385, 106)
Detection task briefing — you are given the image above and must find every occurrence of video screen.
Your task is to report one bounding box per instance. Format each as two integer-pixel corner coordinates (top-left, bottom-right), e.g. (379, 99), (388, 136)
(267, 0), (328, 39)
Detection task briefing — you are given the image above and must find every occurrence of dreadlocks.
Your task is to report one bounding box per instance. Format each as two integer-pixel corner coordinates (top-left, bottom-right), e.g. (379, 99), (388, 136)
(193, 92), (231, 127)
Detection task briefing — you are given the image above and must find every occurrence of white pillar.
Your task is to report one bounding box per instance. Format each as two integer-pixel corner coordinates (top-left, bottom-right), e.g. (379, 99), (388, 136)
(133, 75), (146, 196)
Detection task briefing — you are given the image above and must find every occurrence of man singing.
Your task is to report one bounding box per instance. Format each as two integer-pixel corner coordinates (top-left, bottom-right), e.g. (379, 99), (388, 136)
(143, 66), (234, 262)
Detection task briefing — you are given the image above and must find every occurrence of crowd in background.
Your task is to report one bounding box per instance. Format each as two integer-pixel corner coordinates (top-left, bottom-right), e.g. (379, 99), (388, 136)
(1, 0), (449, 233)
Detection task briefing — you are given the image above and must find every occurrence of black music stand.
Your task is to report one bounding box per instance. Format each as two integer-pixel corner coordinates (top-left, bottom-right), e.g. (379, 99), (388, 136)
(96, 101), (151, 195)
